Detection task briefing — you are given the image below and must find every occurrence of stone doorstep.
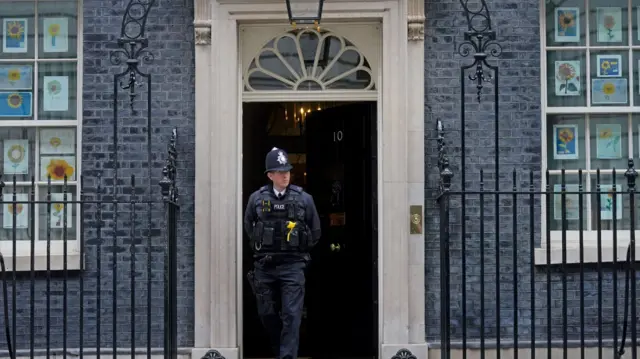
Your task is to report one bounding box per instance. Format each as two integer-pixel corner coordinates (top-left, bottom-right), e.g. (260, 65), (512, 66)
(193, 345), (429, 359)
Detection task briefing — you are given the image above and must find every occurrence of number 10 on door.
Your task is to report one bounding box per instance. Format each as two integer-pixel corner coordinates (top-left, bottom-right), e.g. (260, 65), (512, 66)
(333, 130), (343, 142)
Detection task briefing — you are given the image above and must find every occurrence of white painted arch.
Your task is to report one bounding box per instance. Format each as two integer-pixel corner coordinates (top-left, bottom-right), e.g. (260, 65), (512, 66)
(190, 1), (426, 358)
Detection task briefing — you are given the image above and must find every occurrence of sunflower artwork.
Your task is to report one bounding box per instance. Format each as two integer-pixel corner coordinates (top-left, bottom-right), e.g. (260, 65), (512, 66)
(39, 128), (75, 154)
(553, 184), (580, 221)
(50, 193), (72, 229)
(43, 76), (69, 112)
(592, 78), (627, 104)
(40, 156), (75, 182)
(3, 139), (28, 175)
(599, 184), (622, 221)
(597, 7), (622, 43)
(2, 18), (27, 53)
(0, 65), (32, 90)
(43, 17), (68, 53)
(0, 91), (32, 117)
(596, 55), (622, 78)
(553, 124), (579, 160)
(554, 7), (580, 43)
(2, 193), (27, 229)
(595, 124), (622, 159)
(554, 61), (580, 96)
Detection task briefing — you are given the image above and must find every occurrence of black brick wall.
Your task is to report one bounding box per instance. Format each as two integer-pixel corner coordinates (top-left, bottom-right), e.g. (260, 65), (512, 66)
(424, 0), (543, 343)
(0, 0), (195, 351)
(80, 0), (195, 349)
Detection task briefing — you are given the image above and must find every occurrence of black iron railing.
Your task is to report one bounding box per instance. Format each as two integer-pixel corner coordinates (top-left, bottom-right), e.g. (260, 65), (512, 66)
(0, 0), (179, 358)
(0, 128), (178, 359)
(436, 1), (640, 358)
(437, 156), (640, 359)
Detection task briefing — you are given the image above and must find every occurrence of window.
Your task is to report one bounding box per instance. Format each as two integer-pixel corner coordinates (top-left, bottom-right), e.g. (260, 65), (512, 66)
(0, 0), (81, 271)
(243, 28), (376, 92)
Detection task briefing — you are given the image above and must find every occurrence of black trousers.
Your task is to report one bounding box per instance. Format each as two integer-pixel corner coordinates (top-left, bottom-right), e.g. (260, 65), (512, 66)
(253, 259), (306, 359)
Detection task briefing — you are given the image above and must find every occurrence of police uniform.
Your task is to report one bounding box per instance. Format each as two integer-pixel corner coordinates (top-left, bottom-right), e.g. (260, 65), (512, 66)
(244, 148), (321, 359)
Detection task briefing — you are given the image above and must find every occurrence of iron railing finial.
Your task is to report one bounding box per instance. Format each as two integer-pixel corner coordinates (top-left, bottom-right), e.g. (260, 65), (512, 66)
(625, 159), (638, 191)
(436, 119), (454, 197)
(160, 128), (179, 205)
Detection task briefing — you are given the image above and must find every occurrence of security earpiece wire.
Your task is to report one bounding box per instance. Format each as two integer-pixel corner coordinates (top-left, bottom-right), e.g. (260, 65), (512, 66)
(0, 251), (14, 359)
(616, 242), (632, 359)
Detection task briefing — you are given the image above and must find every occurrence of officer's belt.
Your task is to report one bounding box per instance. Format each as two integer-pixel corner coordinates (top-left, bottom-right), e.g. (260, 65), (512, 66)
(254, 253), (306, 264)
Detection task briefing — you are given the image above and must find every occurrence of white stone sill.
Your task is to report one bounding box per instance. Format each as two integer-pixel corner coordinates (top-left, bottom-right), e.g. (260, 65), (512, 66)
(535, 230), (640, 265)
(1, 253), (82, 272)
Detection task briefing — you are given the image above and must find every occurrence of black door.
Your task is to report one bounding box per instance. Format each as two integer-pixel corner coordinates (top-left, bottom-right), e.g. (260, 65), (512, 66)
(302, 102), (378, 359)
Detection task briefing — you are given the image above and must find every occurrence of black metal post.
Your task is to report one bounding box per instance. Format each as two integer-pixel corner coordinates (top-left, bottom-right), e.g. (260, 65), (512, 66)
(435, 2), (502, 358)
(436, 119), (453, 359)
(160, 129), (179, 359)
(110, 1), (168, 358)
(619, 159), (638, 359)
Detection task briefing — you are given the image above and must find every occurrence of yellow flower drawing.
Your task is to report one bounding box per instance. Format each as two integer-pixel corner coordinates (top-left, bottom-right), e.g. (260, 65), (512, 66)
(46, 158), (74, 181)
(7, 69), (20, 82)
(556, 62), (578, 94)
(558, 128), (574, 144)
(7, 203), (24, 216)
(48, 23), (60, 37)
(603, 82), (616, 96)
(6, 21), (24, 40)
(52, 201), (66, 227)
(53, 202), (64, 212)
(6, 144), (24, 164)
(6, 93), (22, 109)
(556, 127), (575, 154)
(49, 137), (61, 148)
(559, 11), (575, 32)
(599, 128), (613, 139)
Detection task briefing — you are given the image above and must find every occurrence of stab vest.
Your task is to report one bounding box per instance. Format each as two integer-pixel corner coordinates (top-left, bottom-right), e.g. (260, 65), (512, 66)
(250, 185), (310, 254)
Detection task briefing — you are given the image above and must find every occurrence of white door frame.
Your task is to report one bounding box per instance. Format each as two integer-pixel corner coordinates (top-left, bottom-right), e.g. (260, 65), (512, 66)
(238, 20), (382, 358)
(191, 1), (427, 359)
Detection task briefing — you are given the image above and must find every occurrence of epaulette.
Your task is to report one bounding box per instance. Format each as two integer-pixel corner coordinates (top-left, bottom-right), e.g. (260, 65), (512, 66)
(288, 185), (303, 193)
(259, 185), (269, 193)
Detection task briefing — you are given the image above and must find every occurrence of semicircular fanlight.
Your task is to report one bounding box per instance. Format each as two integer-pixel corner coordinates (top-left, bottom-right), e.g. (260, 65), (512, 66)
(244, 28), (375, 92)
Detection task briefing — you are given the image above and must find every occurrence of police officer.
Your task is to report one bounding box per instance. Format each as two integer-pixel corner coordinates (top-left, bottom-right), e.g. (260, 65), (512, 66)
(244, 147), (321, 359)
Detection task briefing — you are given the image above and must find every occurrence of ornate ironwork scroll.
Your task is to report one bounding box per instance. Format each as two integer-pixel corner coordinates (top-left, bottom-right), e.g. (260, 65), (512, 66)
(457, 0), (502, 102)
(109, 0), (158, 210)
(456, 0), (502, 181)
(110, 0), (157, 110)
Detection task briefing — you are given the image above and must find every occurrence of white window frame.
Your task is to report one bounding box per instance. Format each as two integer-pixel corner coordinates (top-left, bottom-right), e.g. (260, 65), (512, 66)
(0, 0), (83, 271)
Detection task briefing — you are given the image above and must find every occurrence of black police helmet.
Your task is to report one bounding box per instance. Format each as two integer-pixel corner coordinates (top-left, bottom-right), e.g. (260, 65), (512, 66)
(265, 147), (293, 173)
